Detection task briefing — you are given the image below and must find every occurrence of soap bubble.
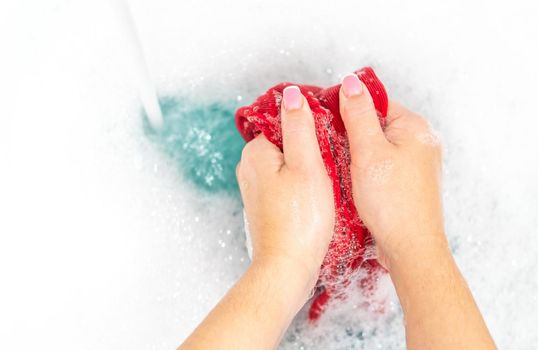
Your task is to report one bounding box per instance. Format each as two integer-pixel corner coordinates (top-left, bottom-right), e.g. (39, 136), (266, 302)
(144, 97), (244, 194)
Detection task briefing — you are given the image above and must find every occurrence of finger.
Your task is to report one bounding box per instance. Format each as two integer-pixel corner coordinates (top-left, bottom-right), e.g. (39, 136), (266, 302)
(235, 161), (242, 182)
(235, 160), (249, 193)
(385, 99), (433, 141)
(280, 86), (324, 170)
(240, 134), (284, 173)
(339, 73), (387, 155)
(386, 99), (412, 125)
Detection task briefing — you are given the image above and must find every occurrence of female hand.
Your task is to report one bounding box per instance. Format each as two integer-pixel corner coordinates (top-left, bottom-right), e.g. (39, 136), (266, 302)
(339, 73), (446, 269)
(338, 74), (495, 350)
(236, 86), (335, 292)
(180, 86), (335, 350)
(181, 75), (495, 350)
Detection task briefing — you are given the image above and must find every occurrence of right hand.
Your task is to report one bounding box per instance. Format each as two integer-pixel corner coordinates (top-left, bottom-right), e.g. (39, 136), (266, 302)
(339, 73), (448, 269)
(236, 86), (335, 292)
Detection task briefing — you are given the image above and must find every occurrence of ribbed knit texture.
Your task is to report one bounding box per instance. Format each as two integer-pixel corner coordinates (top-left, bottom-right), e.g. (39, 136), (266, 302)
(235, 67), (388, 320)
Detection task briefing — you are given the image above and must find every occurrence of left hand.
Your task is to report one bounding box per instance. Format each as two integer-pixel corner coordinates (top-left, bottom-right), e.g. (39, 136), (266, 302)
(236, 86), (335, 292)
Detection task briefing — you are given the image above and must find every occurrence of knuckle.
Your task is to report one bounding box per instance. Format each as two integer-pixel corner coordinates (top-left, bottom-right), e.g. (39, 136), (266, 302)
(285, 158), (309, 173)
(343, 99), (376, 119)
(408, 114), (430, 132)
(434, 142), (443, 158)
(240, 144), (249, 160)
(287, 154), (324, 174)
(235, 162), (242, 179)
(349, 148), (377, 171)
(284, 114), (315, 135)
(241, 141), (256, 162)
(416, 136), (443, 161)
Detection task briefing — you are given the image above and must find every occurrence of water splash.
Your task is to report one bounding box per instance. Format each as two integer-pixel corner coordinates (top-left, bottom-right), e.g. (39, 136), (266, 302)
(144, 97), (244, 193)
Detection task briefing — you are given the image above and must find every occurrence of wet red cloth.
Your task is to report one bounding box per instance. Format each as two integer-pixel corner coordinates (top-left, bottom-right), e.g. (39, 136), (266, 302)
(235, 67), (388, 320)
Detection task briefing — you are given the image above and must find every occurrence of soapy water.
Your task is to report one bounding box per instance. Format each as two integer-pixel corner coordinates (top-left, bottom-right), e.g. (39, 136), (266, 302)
(145, 96), (403, 348)
(7, 1), (538, 349)
(144, 97), (244, 194)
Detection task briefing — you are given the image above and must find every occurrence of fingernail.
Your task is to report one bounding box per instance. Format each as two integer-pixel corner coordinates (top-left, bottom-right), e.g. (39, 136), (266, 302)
(282, 86), (303, 111)
(341, 73), (363, 98)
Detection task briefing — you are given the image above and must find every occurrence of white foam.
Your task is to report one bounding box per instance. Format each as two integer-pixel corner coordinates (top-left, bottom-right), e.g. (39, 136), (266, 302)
(3, 0), (538, 349)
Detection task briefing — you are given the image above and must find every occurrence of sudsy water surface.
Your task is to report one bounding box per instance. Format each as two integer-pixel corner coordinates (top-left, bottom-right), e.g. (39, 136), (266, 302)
(144, 98), (244, 194)
(6, 1), (538, 350)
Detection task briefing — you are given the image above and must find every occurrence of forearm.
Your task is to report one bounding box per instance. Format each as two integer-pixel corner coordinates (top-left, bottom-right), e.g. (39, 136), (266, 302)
(179, 257), (314, 350)
(389, 236), (496, 350)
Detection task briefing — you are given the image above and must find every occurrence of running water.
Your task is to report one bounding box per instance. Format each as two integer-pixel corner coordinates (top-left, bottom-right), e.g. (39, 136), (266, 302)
(111, 0), (163, 130)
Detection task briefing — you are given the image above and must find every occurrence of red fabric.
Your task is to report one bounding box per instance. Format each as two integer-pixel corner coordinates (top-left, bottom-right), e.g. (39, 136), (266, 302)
(235, 67), (388, 320)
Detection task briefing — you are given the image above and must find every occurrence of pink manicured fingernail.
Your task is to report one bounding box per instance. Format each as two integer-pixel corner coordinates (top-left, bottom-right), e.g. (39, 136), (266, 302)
(341, 73), (363, 97)
(282, 86), (303, 111)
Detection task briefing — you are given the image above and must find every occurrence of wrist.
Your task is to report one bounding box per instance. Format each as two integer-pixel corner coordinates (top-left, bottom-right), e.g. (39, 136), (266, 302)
(386, 233), (453, 283)
(382, 229), (449, 271)
(250, 255), (318, 306)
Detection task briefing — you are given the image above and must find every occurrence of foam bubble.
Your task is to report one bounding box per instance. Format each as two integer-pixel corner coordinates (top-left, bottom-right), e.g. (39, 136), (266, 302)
(6, 1), (538, 349)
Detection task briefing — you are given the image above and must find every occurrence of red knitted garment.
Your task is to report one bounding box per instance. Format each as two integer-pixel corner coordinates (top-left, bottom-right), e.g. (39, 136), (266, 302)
(235, 67), (388, 320)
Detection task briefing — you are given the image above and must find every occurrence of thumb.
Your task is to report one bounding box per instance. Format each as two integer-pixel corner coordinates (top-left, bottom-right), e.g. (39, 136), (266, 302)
(280, 86), (324, 171)
(339, 73), (387, 157)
